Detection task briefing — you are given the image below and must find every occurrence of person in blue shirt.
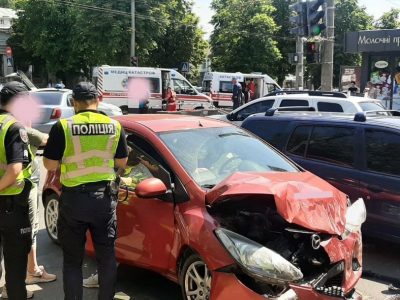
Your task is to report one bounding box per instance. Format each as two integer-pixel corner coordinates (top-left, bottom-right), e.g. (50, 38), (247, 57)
(232, 77), (242, 110)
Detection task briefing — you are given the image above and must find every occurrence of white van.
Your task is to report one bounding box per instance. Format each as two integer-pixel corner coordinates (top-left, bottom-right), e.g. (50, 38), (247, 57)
(95, 66), (213, 113)
(202, 72), (281, 107)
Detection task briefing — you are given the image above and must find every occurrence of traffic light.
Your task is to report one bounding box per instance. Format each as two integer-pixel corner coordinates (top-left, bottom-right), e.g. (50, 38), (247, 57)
(289, 2), (308, 36)
(306, 42), (320, 64)
(130, 56), (139, 67)
(307, 0), (326, 36)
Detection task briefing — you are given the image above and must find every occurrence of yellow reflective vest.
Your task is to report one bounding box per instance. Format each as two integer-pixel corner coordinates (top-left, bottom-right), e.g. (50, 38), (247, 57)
(0, 114), (32, 196)
(60, 112), (122, 187)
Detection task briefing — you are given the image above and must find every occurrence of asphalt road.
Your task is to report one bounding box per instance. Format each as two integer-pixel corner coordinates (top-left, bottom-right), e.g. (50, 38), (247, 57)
(1, 160), (400, 300)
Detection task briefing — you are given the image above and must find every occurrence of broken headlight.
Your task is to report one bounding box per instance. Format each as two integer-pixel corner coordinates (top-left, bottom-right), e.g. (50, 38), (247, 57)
(215, 228), (303, 284)
(342, 198), (367, 240)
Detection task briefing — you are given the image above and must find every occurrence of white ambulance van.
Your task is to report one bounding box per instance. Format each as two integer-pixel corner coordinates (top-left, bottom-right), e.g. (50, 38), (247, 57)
(95, 66), (213, 113)
(202, 72), (281, 107)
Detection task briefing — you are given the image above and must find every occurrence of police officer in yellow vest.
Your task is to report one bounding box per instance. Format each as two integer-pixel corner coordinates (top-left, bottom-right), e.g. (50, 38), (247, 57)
(0, 82), (33, 299)
(43, 82), (128, 300)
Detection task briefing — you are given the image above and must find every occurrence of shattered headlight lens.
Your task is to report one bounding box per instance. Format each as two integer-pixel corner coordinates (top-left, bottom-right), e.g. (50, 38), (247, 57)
(215, 228), (303, 284)
(342, 198), (367, 240)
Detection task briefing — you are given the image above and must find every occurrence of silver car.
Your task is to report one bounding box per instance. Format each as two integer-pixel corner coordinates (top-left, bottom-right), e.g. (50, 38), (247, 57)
(32, 88), (122, 133)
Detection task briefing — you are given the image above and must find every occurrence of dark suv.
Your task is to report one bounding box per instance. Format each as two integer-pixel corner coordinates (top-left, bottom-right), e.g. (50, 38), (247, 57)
(242, 111), (400, 242)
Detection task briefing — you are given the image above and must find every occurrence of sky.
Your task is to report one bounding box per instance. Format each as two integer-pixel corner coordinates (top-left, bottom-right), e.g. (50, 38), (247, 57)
(192, 0), (400, 39)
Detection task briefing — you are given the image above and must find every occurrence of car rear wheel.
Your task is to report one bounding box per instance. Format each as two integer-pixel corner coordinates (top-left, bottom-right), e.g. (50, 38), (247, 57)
(180, 254), (212, 300)
(44, 193), (59, 244)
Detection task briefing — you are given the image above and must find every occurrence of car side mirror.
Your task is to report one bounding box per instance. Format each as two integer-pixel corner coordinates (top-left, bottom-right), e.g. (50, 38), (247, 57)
(227, 112), (236, 121)
(135, 178), (168, 199)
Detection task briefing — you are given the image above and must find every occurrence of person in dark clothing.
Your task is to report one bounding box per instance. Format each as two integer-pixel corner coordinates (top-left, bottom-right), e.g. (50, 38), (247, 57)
(0, 81), (33, 299)
(348, 81), (358, 95)
(43, 82), (128, 300)
(232, 77), (242, 110)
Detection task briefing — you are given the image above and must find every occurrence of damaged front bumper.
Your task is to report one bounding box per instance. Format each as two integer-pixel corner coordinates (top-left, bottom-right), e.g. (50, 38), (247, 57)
(210, 272), (362, 300)
(211, 230), (362, 300)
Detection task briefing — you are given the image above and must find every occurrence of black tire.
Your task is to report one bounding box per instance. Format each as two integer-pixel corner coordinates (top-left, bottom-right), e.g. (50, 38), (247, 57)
(213, 101), (219, 108)
(194, 106), (204, 110)
(44, 193), (60, 244)
(179, 254), (211, 300)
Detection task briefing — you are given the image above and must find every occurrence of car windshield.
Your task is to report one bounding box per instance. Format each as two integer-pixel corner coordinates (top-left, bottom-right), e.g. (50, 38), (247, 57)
(159, 127), (299, 188)
(359, 101), (386, 112)
(32, 92), (63, 105)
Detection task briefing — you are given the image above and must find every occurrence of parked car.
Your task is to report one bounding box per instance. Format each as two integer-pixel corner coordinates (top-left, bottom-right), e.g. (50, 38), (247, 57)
(210, 91), (387, 126)
(242, 110), (400, 243)
(43, 114), (364, 300)
(31, 88), (123, 133)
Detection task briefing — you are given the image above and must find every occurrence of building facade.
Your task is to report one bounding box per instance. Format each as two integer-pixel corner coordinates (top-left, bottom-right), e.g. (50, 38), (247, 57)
(345, 29), (400, 110)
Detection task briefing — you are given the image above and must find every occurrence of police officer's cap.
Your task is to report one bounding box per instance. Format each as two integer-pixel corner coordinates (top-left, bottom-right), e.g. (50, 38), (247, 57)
(0, 81), (28, 106)
(72, 82), (98, 101)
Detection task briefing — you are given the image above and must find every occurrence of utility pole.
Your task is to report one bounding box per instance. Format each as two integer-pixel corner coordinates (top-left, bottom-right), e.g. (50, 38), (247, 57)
(320, 0), (334, 91)
(131, 0), (135, 58)
(296, 36), (304, 89)
(289, 0), (307, 90)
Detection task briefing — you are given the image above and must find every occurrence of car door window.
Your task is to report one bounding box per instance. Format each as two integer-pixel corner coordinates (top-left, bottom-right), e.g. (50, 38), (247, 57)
(365, 129), (400, 176)
(307, 126), (356, 167)
(122, 134), (172, 190)
(172, 78), (195, 95)
(286, 126), (312, 157)
(317, 102), (344, 112)
(236, 100), (274, 121)
(280, 99), (309, 107)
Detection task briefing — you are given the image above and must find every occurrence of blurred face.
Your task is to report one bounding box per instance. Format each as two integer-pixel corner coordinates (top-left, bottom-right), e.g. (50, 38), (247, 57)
(232, 79), (237, 84)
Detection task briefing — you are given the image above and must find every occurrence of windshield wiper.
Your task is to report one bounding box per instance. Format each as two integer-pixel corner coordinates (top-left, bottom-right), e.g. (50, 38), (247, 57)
(201, 184), (216, 189)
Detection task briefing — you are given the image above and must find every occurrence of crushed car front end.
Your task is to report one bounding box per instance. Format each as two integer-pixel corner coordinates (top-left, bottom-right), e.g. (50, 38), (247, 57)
(205, 172), (364, 300)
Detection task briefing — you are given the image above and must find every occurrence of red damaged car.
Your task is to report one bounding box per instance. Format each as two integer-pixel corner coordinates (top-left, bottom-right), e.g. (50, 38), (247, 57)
(43, 114), (365, 300)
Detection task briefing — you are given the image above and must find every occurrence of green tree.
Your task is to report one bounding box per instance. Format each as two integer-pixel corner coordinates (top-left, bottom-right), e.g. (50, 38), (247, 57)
(0, 0), (11, 7)
(146, 0), (208, 81)
(271, 0), (296, 84)
(8, 0), (207, 86)
(210, 0), (281, 78)
(376, 8), (400, 29)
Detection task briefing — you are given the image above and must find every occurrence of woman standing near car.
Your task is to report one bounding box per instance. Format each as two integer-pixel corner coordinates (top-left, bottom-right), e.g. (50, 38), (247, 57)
(166, 87), (177, 112)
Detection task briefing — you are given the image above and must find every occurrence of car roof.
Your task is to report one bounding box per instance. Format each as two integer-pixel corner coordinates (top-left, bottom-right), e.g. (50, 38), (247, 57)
(32, 88), (71, 93)
(244, 112), (400, 130)
(115, 114), (232, 133)
(231, 94), (381, 114)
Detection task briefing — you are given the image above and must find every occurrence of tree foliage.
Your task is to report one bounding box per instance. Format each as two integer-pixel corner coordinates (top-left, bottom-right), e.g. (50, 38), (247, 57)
(210, 0), (281, 79)
(376, 8), (400, 29)
(8, 0), (207, 86)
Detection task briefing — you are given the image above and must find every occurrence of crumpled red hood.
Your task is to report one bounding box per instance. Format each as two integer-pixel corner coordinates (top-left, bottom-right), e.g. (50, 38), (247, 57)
(206, 172), (347, 235)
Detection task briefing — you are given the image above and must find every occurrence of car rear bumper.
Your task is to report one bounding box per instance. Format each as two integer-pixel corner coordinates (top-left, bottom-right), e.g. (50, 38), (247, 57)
(210, 272), (362, 300)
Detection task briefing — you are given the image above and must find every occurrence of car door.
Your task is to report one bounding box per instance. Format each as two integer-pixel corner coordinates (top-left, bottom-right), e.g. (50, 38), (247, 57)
(358, 127), (400, 240)
(233, 99), (275, 125)
(284, 124), (362, 200)
(116, 134), (175, 272)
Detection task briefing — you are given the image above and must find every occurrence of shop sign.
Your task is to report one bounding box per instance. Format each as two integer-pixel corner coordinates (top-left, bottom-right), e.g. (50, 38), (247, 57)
(345, 29), (400, 53)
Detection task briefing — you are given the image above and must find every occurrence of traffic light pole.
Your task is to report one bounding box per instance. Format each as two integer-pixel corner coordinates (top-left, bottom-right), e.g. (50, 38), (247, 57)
(321, 0), (334, 91)
(131, 0), (135, 58)
(296, 36), (304, 90)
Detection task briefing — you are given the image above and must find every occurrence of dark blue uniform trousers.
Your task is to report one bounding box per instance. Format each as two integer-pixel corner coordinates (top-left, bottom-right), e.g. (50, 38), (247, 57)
(58, 186), (117, 300)
(0, 197), (32, 300)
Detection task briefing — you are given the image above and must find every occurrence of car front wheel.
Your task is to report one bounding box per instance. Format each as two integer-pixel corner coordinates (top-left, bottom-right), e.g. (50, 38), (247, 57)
(180, 254), (212, 300)
(44, 193), (59, 244)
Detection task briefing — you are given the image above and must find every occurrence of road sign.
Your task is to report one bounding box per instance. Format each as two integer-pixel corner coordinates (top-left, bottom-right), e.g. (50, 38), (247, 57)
(181, 62), (190, 73)
(6, 57), (13, 68)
